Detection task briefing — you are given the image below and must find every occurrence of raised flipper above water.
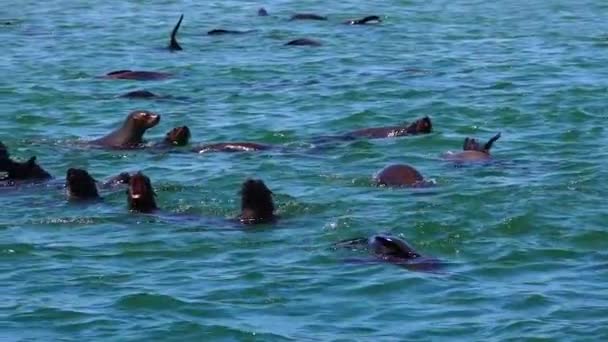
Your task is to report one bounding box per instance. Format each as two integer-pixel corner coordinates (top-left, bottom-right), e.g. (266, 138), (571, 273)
(445, 132), (501, 162)
(169, 14), (184, 51)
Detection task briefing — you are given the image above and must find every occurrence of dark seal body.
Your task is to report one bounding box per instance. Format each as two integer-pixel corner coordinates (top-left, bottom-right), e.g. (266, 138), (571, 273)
(258, 8), (269, 16)
(192, 142), (270, 154)
(0, 142), (51, 181)
(120, 90), (159, 99)
(375, 164), (428, 187)
(104, 70), (172, 81)
(289, 13), (327, 21)
(90, 110), (160, 149)
(285, 38), (322, 46)
(346, 116), (432, 139)
(207, 29), (251, 35)
(344, 15), (382, 25)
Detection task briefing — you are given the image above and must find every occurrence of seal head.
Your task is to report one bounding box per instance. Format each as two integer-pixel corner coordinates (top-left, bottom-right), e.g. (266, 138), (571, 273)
(375, 164), (428, 188)
(164, 126), (191, 146)
(369, 235), (421, 259)
(239, 179), (276, 224)
(127, 172), (157, 213)
(91, 110), (160, 148)
(66, 168), (100, 200)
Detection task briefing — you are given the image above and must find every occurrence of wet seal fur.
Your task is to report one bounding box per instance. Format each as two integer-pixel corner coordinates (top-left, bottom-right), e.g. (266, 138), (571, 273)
(127, 172), (158, 213)
(334, 234), (440, 271)
(344, 15), (382, 25)
(192, 142), (270, 154)
(90, 110), (160, 149)
(239, 179), (276, 224)
(0, 142), (51, 181)
(375, 164), (431, 188)
(285, 38), (322, 46)
(345, 116), (432, 139)
(120, 90), (159, 99)
(207, 29), (252, 35)
(169, 14), (184, 51)
(443, 132), (501, 163)
(258, 8), (269, 16)
(103, 70), (172, 81)
(66, 168), (100, 200)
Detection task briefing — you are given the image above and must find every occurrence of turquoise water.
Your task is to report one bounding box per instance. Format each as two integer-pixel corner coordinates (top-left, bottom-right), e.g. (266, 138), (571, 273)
(2, 1), (608, 340)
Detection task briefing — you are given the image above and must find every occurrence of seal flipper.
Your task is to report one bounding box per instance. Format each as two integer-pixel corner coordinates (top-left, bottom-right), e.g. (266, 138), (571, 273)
(483, 133), (501, 152)
(169, 14), (184, 51)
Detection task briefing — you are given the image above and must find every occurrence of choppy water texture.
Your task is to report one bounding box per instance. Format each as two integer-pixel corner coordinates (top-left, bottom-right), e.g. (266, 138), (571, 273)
(1, 0), (608, 341)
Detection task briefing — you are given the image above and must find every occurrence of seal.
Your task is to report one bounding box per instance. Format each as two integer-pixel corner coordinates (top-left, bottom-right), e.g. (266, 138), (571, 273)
(207, 29), (251, 35)
(443, 132), (501, 163)
(103, 70), (172, 81)
(103, 172), (132, 188)
(344, 15), (382, 25)
(285, 38), (322, 46)
(334, 234), (440, 271)
(345, 116), (432, 139)
(127, 172), (158, 213)
(375, 164), (430, 188)
(120, 90), (159, 99)
(156, 126), (191, 147)
(0, 142), (51, 181)
(289, 13), (328, 21)
(66, 168), (100, 201)
(168, 14), (184, 51)
(192, 142), (270, 154)
(239, 178), (276, 224)
(258, 8), (269, 16)
(90, 110), (160, 149)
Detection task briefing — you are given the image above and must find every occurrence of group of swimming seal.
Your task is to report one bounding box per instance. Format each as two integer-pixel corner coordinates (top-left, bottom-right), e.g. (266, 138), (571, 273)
(1, 9), (505, 270)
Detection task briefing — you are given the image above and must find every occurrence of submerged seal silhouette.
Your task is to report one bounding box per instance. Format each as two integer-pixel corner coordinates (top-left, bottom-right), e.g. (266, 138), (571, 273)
(285, 38), (322, 46)
(90, 110), (160, 149)
(104, 70), (172, 81)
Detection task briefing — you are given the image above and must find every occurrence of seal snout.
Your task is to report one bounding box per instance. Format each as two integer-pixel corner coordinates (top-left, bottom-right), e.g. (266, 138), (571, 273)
(132, 110), (161, 128)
